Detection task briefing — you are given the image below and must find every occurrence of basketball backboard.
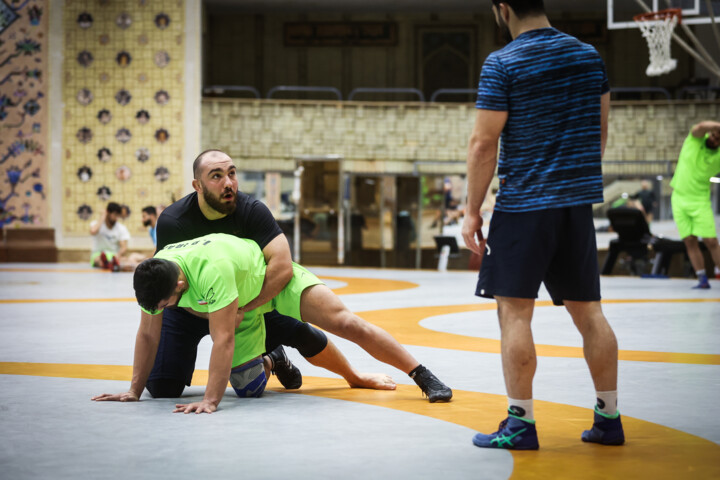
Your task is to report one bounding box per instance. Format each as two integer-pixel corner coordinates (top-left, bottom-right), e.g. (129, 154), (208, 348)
(608, 0), (720, 29)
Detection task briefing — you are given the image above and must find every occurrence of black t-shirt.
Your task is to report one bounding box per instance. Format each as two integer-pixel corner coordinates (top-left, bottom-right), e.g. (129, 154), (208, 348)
(156, 191), (283, 252)
(634, 189), (656, 214)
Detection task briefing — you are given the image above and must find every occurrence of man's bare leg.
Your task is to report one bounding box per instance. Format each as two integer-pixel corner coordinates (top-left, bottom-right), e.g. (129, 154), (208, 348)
(496, 296), (536, 400)
(305, 339), (396, 390)
(300, 285), (419, 373)
(564, 300), (618, 392)
(702, 237), (720, 269)
(262, 355), (272, 379)
(684, 236), (707, 273)
(119, 253), (147, 272)
(472, 296), (539, 449)
(299, 285), (452, 401)
(564, 300), (624, 445)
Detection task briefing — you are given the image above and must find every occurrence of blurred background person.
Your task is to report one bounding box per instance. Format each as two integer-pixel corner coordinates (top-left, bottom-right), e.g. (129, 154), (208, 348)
(141, 205), (158, 247)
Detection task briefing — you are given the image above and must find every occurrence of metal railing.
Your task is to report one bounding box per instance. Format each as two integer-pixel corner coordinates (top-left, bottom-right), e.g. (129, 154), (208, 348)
(677, 86), (720, 99)
(266, 85), (343, 100)
(202, 85), (261, 98)
(610, 87), (672, 101)
(348, 87), (425, 102)
(430, 88), (476, 102)
(203, 85), (720, 103)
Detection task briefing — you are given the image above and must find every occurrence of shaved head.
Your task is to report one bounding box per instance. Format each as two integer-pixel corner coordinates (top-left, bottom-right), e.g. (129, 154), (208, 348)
(192, 149), (228, 179)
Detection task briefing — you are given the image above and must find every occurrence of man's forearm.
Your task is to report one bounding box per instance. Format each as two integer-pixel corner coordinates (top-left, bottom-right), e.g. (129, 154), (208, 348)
(128, 312), (162, 397)
(203, 338), (234, 406)
(466, 140), (498, 215)
(240, 260), (292, 312)
(129, 330), (160, 397)
(692, 121), (720, 137)
(600, 93), (610, 157)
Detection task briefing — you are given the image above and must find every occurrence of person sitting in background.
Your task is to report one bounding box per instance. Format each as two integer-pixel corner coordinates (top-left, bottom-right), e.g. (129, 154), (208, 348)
(141, 206), (158, 246)
(120, 204), (131, 221)
(631, 180), (657, 224)
(90, 202), (145, 272)
(90, 202), (130, 271)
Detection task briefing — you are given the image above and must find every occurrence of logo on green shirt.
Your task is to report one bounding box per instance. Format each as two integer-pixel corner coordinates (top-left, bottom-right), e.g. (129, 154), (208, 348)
(203, 287), (216, 305)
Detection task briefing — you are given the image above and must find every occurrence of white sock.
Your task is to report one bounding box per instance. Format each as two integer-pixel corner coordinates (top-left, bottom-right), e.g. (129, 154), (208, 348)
(696, 269), (707, 278)
(596, 390), (618, 417)
(508, 397), (534, 421)
(714, 266), (720, 275)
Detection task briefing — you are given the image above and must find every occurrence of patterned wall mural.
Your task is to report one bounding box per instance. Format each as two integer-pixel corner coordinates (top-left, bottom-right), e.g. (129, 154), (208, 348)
(0, 0), (48, 228)
(63, 0), (184, 236)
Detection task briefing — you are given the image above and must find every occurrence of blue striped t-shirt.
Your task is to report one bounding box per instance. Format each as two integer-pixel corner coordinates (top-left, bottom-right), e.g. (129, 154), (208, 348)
(476, 28), (609, 212)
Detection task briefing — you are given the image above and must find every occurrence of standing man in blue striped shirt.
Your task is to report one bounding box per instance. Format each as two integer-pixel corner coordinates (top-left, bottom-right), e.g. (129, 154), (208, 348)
(462, 0), (624, 450)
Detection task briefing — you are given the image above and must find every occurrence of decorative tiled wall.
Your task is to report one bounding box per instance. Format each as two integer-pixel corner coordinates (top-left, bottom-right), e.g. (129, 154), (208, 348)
(202, 99), (476, 175)
(62, 0), (184, 236)
(605, 102), (720, 162)
(0, 0), (48, 228)
(202, 98), (720, 175)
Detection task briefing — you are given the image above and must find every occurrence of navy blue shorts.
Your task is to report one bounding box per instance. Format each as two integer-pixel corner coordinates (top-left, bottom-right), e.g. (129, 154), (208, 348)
(147, 307), (209, 386)
(476, 205), (601, 306)
(147, 309), (325, 386)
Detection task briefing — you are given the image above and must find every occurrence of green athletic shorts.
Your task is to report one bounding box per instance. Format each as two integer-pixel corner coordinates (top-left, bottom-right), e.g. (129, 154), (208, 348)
(234, 264), (323, 367)
(90, 251), (116, 267)
(232, 313), (267, 368)
(671, 191), (718, 239)
(270, 263), (324, 321)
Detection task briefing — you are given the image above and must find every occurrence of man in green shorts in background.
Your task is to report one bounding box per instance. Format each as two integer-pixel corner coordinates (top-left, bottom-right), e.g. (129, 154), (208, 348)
(94, 232), (446, 413)
(671, 121), (720, 289)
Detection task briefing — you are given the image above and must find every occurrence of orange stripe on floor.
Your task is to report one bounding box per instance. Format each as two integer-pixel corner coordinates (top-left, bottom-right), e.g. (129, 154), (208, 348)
(320, 276), (418, 295)
(276, 379), (719, 480)
(1, 297), (717, 364)
(357, 300), (720, 365)
(0, 298), (136, 304)
(0, 268), (110, 273)
(1, 362), (717, 480)
(0, 276), (417, 304)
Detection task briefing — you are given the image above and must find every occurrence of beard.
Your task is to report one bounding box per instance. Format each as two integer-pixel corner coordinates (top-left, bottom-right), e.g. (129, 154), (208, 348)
(202, 185), (237, 215)
(143, 220), (152, 227)
(497, 15), (513, 44)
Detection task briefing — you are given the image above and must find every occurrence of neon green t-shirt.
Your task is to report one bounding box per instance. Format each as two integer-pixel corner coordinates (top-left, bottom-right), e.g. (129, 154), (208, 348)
(670, 132), (720, 199)
(154, 233), (267, 314)
(152, 233), (271, 366)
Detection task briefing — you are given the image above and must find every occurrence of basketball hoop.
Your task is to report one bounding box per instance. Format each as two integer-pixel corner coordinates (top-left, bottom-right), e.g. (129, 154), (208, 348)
(634, 8), (682, 76)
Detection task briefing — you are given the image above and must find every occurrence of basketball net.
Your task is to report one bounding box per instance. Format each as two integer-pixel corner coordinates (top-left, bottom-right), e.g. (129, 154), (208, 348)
(634, 8), (682, 76)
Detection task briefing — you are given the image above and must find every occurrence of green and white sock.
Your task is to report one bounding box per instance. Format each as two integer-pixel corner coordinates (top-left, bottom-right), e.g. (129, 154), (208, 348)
(595, 390), (618, 417)
(508, 398), (534, 422)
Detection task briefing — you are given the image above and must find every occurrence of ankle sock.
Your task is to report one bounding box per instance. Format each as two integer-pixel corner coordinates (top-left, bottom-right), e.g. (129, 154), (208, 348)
(508, 398), (534, 421)
(696, 269), (707, 279)
(595, 390), (618, 417)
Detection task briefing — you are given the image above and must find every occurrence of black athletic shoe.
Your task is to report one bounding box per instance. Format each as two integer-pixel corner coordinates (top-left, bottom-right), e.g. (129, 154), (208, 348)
(268, 345), (302, 390)
(410, 365), (452, 403)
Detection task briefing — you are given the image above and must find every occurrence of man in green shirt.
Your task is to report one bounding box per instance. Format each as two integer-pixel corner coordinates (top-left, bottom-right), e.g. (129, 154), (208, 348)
(670, 121), (720, 289)
(95, 233), (447, 413)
